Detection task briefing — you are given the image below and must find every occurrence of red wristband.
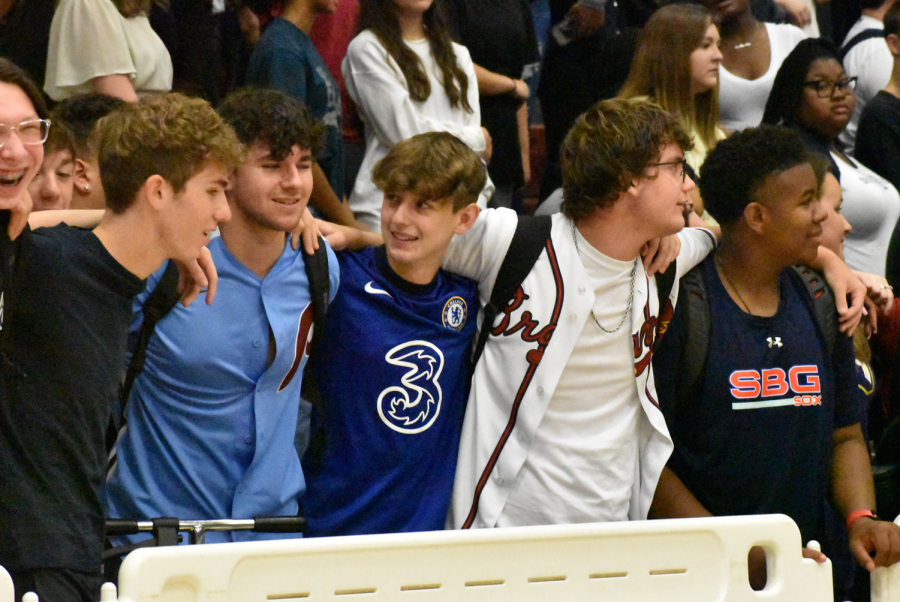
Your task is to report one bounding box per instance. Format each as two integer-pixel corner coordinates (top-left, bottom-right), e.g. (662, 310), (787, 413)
(846, 509), (876, 529)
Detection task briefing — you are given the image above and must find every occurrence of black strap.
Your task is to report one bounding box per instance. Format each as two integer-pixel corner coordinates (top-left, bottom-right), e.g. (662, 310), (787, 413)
(299, 238), (330, 403)
(303, 237), (330, 352)
(789, 265), (837, 360)
(654, 258), (677, 352)
(839, 28), (886, 62)
(109, 261), (181, 452)
(672, 265), (710, 410)
(471, 215), (552, 368)
(118, 260), (182, 412)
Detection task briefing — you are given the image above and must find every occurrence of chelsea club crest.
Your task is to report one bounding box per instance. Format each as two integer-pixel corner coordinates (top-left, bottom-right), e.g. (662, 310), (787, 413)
(442, 296), (468, 331)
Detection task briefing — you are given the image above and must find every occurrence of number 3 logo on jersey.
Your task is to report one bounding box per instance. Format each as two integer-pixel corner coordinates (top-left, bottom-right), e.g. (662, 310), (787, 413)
(377, 341), (444, 434)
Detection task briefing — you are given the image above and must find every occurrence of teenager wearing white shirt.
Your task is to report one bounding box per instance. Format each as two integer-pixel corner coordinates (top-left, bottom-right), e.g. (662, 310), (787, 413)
(342, 0), (493, 231)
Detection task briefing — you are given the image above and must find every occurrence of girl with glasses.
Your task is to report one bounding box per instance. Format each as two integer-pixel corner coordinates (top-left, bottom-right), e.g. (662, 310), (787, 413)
(763, 38), (900, 280)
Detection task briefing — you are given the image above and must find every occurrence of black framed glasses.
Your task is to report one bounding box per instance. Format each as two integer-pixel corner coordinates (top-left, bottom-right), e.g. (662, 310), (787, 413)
(803, 77), (858, 98)
(655, 159), (686, 182)
(0, 119), (51, 148)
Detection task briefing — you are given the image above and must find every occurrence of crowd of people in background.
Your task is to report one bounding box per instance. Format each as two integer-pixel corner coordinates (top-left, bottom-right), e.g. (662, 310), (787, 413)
(4, 0), (900, 601)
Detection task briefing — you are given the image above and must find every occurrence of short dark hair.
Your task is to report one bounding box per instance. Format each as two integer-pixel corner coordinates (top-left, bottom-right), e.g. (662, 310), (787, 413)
(95, 93), (246, 213)
(372, 132), (486, 212)
(699, 124), (811, 226)
(52, 94), (127, 158)
(0, 58), (48, 119)
(761, 38), (841, 127)
(45, 119), (76, 159)
(217, 88), (326, 160)
(885, 1), (900, 36)
(560, 97), (692, 221)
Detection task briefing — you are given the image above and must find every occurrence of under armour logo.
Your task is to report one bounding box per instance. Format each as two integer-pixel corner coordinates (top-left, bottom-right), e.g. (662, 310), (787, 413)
(767, 337), (783, 348)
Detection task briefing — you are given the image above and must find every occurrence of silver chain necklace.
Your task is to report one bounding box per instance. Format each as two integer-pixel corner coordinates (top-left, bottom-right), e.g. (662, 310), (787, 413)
(571, 224), (636, 334)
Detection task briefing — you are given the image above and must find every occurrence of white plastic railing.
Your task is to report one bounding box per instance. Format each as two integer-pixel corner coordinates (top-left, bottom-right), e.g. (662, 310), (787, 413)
(868, 515), (900, 602)
(15, 514), (889, 601)
(101, 514), (832, 602)
(0, 566), (11, 602)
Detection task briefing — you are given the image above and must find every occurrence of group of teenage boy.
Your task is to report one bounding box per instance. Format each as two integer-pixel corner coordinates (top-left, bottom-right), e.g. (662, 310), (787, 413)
(1, 53), (900, 602)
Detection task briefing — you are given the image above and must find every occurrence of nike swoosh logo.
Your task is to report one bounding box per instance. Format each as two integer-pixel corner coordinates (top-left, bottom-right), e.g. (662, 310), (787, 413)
(365, 281), (393, 299)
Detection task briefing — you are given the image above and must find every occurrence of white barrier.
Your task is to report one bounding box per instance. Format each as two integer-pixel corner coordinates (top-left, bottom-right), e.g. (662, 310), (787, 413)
(870, 515), (900, 602)
(110, 514), (832, 602)
(0, 566), (11, 602)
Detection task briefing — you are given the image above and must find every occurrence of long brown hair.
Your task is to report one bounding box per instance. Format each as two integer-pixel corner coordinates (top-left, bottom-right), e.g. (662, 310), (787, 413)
(619, 4), (720, 151)
(358, 0), (471, 112)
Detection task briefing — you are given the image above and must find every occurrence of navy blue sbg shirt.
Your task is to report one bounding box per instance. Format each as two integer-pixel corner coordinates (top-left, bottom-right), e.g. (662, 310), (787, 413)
(654, 256), (858, 545)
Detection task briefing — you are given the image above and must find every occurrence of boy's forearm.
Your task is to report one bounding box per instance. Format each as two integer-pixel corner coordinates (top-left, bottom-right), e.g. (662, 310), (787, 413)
(28, 209), (105, 230)
(344, 227), (383, 250)
(809, 245), (839, 273)
(316, 219), (383, 251)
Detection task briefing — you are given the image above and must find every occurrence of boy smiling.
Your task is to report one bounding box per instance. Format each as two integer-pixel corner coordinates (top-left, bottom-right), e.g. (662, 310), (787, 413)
(301, 132), (482, 536)
(0, 77), (243, 602)
(103, 88), (340, 541)
(651, 125), (900, 593)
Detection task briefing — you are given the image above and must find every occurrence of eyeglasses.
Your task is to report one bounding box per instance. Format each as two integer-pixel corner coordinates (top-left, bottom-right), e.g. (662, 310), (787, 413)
(655, 159), (686, 183)
(0, 119), (51, 148)
(803, 77), (857, 98)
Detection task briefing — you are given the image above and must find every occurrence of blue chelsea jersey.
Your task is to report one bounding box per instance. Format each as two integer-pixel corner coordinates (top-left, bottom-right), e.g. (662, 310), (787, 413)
(302, 246), (478, 536)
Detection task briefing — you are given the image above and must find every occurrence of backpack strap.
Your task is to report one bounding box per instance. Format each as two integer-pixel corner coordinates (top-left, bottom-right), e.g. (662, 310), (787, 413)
(673, 264), (711, 409)
(110, 260), (181, 452)
(471, 215), (552, 368)
(303, 237), (330, 352)
(654, 259), (677, 352)
(300, 239), (331, 404)
(789, 265), (838, 360)
(840, 28), (886, 62)
(118, 260), (181, 412)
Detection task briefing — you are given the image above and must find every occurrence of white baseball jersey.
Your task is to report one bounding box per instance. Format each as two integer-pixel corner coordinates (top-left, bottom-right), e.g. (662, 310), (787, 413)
(442, 208), (716, 529)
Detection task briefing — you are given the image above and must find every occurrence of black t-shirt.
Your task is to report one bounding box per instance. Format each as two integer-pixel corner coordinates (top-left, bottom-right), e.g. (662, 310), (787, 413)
(0, 0), (55, 91)
(446, 0), (538, 189)
(0, 223), (145, 573)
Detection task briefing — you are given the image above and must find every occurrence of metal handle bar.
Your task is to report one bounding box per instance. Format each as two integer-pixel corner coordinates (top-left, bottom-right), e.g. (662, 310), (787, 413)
(106, 516), (306, 545)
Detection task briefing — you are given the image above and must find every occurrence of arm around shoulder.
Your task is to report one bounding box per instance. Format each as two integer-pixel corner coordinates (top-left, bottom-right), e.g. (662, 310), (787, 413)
(674, 227), (716, 278)
(440, 207), (517, 288)
(28, 209), (104, 231)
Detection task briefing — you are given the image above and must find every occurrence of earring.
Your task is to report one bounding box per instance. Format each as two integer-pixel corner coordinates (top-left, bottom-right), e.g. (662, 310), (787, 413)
(84, 184), (90, 191)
